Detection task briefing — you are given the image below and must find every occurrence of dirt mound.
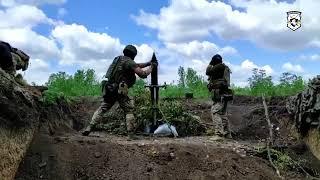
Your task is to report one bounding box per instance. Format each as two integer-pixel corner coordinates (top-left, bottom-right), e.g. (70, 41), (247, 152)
(232, 105), (294, 143)
(2, 92), (316, 180)
(16, 133), (299, 180)
(0, 69), (42, 180)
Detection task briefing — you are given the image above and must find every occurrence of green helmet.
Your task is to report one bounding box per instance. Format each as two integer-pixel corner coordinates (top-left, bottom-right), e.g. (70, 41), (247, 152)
(123, 45), (137, 60)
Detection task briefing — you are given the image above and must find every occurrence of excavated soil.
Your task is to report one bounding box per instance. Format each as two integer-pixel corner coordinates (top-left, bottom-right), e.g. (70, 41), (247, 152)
(15, 96), (319, 180)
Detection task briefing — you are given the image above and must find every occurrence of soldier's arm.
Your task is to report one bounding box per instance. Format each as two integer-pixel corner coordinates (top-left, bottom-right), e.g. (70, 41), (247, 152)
(134, 66), (152, 79)
(136, 62), (151, 68)
(206, 64), (224, 76)
(206, 65), (214, 76)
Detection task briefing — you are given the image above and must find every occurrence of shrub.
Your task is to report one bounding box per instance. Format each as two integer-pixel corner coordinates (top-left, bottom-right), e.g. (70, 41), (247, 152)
(43, 69), (101, 104)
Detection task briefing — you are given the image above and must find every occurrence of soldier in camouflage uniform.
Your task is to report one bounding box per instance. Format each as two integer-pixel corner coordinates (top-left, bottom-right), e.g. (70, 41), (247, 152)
(82, 45), (155, 137)
(0, 41), (14, 75)
(287, 75), (320, 136)
(10, 47), (30, 75)
(0, 41), (29, 84)
(287, 76), (320, 160)
(206, 54), (233, 137)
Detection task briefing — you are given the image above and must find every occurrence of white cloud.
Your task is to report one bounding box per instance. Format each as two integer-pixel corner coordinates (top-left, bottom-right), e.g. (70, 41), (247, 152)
(0, 0), (66, 7)
(0, 4), (60, 60)
(165, 40), (237, 60)
(282, 62), (304, 73)
(299, 54), (320, 62)
(226, 60), (274, 86)
(51, 23), (123, 65)
(0, 28), (60, 60)
(133, 0), (320, 50)
(0, 5), (52, 28)
(80, 59), (110, 79)
(23, 58), (51, 85)
(29, 58), (49, 70)
(135, 43), (154, 63)
(51, 24), (157, 81)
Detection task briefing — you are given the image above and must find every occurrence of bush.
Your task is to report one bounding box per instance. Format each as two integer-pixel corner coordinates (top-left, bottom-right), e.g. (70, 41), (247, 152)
(43, 66), (307, 105)
(235, 70), (306, 97)
(43, 69), (101, 104)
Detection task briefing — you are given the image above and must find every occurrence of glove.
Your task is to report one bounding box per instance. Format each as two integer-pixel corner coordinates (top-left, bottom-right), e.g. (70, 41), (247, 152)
(151, 61), (158, 67)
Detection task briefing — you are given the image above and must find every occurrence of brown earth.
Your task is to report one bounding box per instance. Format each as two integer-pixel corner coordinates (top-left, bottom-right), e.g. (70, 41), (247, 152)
(13, 96), (320, 180)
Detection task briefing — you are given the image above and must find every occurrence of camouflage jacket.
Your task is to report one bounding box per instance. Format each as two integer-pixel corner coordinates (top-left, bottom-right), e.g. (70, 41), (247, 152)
(287, 76), (320, 135)
(11, 48), (29, 71)
(105, 56), (137, 88)
(206, 63), (231, 90)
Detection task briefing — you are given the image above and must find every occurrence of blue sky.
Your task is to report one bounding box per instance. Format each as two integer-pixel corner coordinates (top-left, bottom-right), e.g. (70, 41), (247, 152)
(0, 0), (319, 86)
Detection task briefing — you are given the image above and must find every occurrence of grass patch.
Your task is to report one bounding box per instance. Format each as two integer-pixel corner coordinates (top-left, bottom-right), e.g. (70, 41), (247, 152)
(257, 148), (305, 171)
(43, 67), (307, 105)
(43, 69), (101, 104)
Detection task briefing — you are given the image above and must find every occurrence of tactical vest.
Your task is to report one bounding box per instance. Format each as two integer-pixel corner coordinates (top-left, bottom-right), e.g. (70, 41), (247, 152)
(208, 63), (231, 88)
(105, 56), (136, 88)
(0, 41), (13, 70)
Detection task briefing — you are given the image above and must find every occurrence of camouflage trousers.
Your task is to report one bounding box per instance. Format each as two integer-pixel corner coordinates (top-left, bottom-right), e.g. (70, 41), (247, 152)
(89, 94), (136, 132)
(211, 101), (231, 136)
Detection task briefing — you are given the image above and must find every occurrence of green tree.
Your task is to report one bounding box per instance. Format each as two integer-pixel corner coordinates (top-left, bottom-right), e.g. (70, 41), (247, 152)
(280, 72), (298, 85)
(178, 66), (185, 88)
(248, 68), (274, 96)
(186, 68), (203, 88)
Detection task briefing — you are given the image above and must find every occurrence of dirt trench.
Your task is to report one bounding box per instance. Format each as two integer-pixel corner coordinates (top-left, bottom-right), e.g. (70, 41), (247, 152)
(14, 96), (318, 180)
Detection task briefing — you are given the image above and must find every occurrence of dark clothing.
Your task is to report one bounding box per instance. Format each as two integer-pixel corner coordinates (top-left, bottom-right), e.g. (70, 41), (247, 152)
(0, 41), (14, 72)
(207, 62), (232, 137)
(206, 63), (227, 81)
(206, 63), (231, 98)
(106, 56), (137, 88)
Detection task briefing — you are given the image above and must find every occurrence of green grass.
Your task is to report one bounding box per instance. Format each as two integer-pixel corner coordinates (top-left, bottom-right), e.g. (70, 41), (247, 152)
(43, 68), (307, 104)
(232, 77), (305, 97)
(43, 69), (101, 104)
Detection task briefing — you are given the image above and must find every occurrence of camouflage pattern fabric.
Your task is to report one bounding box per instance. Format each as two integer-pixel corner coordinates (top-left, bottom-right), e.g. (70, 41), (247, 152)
(87, 54), (139, 134)
(211, 89), (230, 136)
(12, 51), (29, 71)
(106, 56), (137, 88)
(14, 73), (28, 86)
(8, 52), (19, 75)
(287, 75), (320, 136)
(211, 101), (230, 136)
(89, 95), (136, 132)
(207, 62), (232, 137)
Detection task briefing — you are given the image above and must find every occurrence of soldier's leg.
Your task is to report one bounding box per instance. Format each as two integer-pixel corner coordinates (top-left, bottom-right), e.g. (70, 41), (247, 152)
(211, 101), (225, 136)
(118, 95), (136, 133)
(82, 99), (115, 136)
(0, 43), (14, 75)
(221, 100), (232, 137)
(6, 53), (17, 76)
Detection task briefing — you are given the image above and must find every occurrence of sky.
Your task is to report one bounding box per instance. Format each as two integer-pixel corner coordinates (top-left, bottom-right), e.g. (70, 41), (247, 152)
(0, 0), (319, 86)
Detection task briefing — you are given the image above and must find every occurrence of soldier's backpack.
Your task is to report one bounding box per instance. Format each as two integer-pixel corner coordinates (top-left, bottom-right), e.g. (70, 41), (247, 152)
(207, 63), (231, 91)
(12, 48), (29, 71)
(223, 65), (231, 87)
(101, 56), (122, 97)
(0, 41), (13, 70)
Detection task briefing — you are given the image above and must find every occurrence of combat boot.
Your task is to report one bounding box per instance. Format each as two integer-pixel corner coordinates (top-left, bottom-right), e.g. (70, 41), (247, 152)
(82, 126), (92, 136)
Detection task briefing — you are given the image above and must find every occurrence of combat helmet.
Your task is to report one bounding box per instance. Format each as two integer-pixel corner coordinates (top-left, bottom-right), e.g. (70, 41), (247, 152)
(123, 45), (137, 60)
(210, 54), (223, 65)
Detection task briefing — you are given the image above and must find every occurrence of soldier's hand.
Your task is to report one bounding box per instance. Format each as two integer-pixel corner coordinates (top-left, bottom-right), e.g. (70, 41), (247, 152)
(151, 61), (158, 68)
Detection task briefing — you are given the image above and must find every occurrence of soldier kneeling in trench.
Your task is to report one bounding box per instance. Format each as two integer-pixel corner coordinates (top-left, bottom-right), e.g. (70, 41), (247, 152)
(82, 45), (156, 139)
(206, 54), (233, 137)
